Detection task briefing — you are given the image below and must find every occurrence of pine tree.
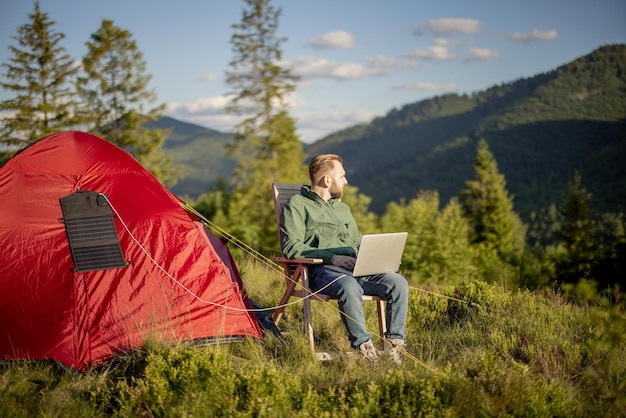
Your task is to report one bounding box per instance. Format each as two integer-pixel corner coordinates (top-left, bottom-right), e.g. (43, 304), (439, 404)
(460, 139), (526, 264)
(0, 2), (77, 160)
(220, 0), (307, 251)
(76, 19), (179, 186)
(556, 171), (598, 283)
(225, 0), (305, 185)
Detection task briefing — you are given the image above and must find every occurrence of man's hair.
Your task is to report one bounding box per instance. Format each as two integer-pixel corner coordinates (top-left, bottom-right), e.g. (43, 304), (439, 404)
(309, 154), (343, 184)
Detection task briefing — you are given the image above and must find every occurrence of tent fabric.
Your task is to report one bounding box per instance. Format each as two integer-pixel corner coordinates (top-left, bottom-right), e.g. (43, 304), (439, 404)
(0, 131), (262, 371)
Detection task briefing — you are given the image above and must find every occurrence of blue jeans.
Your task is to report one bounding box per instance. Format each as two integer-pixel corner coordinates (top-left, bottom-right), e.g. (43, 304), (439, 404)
(310, 266), (409, 348)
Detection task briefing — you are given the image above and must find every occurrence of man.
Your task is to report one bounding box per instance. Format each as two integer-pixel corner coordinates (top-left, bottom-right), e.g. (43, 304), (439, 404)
(280, 154), (408, 363)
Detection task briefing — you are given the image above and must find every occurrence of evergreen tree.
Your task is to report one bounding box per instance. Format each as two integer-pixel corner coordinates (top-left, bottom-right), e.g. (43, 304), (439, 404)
(556, 171), (598, 283)
(226, 0), (299, 158)
(0, 2), (77, 160)
(593, 212), (626, 289)
(76, 19), (179, 186)
(220, 0), (307, 252)
(460, 139), (526, 264)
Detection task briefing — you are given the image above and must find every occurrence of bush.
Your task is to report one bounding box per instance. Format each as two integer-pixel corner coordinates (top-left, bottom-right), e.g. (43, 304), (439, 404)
(2, 261), (624, 417)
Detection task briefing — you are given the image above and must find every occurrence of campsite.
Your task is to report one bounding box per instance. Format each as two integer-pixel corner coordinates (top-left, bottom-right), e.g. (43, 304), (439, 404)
(0, 131), (624, 417)
(1, 0), (625, 416)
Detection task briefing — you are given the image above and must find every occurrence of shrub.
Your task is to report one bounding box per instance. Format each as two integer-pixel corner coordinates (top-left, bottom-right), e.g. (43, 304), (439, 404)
(2, 265), (624, 417)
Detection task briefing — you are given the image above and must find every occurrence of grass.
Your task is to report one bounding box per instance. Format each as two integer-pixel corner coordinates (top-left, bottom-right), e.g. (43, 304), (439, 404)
(1, 255), (625, 417)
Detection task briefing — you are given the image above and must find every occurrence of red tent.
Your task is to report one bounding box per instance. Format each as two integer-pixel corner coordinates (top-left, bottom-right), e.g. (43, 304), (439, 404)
(0, 131), (262, 370)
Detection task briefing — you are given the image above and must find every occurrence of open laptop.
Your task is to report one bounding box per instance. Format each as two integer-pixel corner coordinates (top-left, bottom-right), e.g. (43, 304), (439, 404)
(326, 232), (408, 277)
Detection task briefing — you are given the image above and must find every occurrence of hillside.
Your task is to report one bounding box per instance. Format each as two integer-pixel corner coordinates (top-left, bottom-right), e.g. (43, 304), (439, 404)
(156, 45), (626, 219)
(145, 116), (236, 197)
(305, 44), (626, 217)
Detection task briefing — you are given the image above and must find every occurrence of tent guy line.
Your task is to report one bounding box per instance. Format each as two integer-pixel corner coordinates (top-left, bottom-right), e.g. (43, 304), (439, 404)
(182, 200), (481, 308)
(180, 199), (464, 371)
(112, 192), (439, 368)
(110, 192), (450, 368)
(104, 192), (347, 313)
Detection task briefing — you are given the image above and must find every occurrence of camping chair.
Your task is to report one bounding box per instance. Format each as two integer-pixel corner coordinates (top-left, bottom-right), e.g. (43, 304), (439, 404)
(271, 182), (387, 356)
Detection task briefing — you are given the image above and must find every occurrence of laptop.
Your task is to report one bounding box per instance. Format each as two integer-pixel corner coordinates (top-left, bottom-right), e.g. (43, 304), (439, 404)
(325, 232), (408, 277)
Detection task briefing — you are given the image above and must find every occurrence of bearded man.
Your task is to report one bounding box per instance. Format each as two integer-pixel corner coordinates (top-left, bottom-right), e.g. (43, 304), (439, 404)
(280, 154), (409, 363)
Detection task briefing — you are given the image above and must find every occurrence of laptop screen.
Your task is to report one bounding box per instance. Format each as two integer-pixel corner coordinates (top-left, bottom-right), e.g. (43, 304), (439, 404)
(326, 232), (408, 277)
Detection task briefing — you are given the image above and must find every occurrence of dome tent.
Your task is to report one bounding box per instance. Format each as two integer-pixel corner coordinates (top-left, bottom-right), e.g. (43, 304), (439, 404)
(0, 131), (262, 371)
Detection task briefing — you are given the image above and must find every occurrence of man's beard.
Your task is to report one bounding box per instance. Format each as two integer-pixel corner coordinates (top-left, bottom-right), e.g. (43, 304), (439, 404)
(330, 180), (344, 199)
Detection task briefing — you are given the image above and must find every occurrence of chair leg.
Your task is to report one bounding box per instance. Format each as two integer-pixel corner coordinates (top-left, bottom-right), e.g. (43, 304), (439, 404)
(303, 291), (315, 352)
(273, 269), (299, 325)
(301, 267), (316, 352)
(272, 263), (317, 352)
(376, 299), (387, 346)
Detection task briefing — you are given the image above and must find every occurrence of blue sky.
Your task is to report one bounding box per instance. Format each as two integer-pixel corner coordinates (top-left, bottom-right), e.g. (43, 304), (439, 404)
(1, 0), (625, 143)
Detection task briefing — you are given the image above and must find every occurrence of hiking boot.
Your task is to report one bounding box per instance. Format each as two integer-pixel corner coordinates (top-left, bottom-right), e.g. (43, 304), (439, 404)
(358, 340), (380, 362)
(385, 338), (405, 365)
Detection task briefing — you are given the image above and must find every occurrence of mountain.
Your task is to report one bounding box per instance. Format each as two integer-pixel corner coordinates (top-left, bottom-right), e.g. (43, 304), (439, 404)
(305, 44), (626, 218)
(145, 116), (236, 197)
(154, 45), (626, 220)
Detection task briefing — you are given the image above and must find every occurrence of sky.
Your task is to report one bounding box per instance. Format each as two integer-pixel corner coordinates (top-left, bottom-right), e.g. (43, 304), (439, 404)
(1, 1), (625, 144)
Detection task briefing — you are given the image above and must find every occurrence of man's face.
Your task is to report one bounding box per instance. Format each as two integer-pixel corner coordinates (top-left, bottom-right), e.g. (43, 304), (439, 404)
(329, 161), (348, 199)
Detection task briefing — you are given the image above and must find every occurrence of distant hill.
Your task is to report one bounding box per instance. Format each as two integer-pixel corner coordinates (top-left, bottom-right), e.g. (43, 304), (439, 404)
(155, 45), (626, 220)
(305, 44), (626, 218)
(145, 116), (236, 197)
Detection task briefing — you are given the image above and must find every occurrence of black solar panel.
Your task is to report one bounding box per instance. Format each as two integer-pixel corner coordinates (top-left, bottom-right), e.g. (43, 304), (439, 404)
(60, 192), (127, 272)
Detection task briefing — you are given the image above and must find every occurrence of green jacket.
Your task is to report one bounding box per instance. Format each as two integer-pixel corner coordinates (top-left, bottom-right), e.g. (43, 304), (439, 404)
(280, 185), (361, 264)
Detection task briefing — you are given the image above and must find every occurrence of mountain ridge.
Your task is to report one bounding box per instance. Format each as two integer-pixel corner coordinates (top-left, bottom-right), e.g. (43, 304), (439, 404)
(304, 44), (626, 216)
(146, 116), (236, 197)
(159, 44), (626, 219)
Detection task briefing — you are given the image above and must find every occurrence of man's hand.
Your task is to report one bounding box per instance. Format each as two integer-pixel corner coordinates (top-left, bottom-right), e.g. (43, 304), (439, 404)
(330, 255), (356, 270)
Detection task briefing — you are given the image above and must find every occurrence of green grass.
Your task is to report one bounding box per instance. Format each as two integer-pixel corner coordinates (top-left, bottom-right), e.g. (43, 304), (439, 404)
(2, 256), (625, 417)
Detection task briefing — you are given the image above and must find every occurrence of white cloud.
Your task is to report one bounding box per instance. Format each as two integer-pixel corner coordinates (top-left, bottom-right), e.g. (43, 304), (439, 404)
(309, 30), (355, 49)
(296, 78), (315, 89)
(392, 82), (457, 92)
(405, 46), (457, 61)
(467, 47), (500, 61)
(297, 110), (378, 130)
(168, 95), (234, 115)
(166, 95), (240, 132)
(290, 56), (392, 80)
(508, 29), (558, 44)
(415, 18), (481, 36)
(197, 72), (218, 82)
(164, 108), (241, 134)
(294, 109), (381, 143)
(165, 91), (308, 137)
(281, 91), (307, 110)
(433, 38), (460, 48)
(165, 93), (382, 144)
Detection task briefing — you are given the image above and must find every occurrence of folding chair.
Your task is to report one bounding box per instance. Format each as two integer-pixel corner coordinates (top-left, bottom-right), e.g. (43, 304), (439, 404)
(271, 182), (387, 356)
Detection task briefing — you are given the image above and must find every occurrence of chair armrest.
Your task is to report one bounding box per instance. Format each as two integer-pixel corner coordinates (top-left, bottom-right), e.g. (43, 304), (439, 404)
(273, 256), (323, 265)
